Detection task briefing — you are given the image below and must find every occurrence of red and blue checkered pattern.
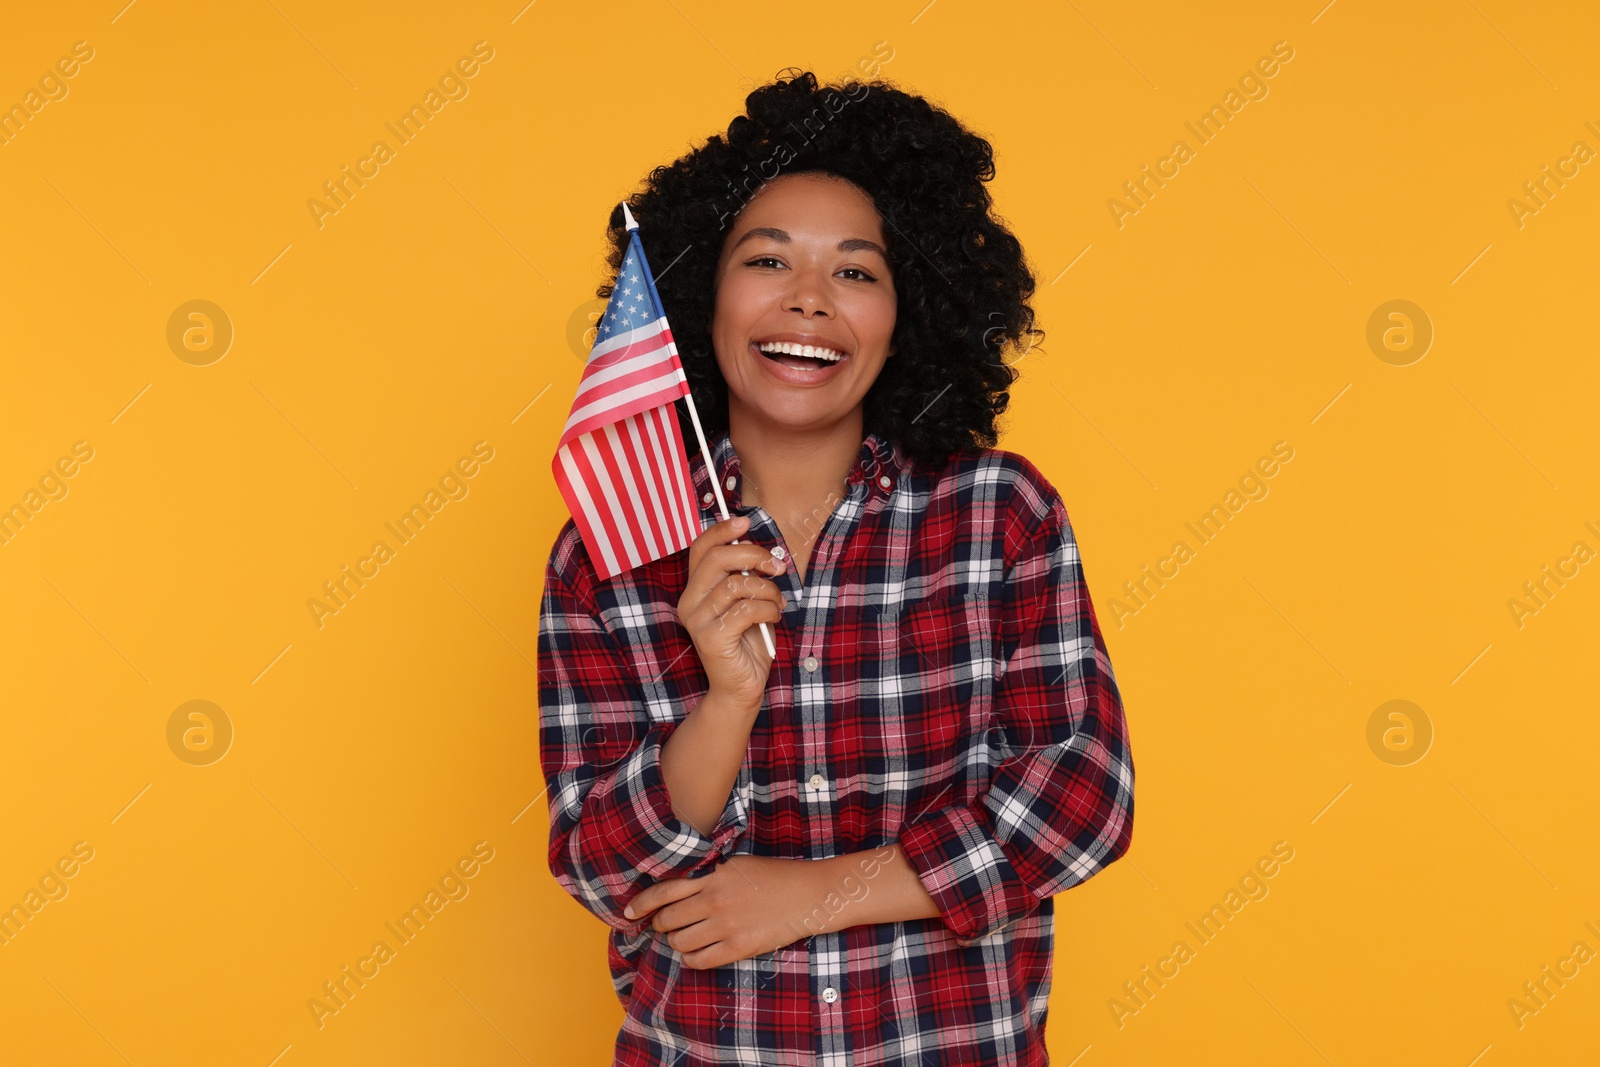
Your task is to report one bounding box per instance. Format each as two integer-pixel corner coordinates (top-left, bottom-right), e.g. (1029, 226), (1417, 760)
(539, 427), (1135, 1065)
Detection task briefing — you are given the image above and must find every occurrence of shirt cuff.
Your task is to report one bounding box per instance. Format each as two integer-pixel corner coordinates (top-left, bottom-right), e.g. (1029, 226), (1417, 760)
(610, 717), (749, 883)
(897, 803), (1039, 947)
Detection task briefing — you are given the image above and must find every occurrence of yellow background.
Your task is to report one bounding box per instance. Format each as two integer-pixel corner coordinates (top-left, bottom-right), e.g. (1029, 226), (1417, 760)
(2, 0), (1596, 1063)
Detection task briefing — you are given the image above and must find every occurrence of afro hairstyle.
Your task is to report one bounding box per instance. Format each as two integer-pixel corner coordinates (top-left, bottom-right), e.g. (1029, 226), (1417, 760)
(596, 68), (1044, 474)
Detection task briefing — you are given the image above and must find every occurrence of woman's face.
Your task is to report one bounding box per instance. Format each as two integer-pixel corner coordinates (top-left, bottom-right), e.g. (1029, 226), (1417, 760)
(711, 172), (897, 435)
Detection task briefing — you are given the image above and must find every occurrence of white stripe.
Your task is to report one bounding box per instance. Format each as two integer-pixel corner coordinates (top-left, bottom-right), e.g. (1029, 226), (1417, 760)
(555, 441), (622, 579)
(589, 315), (668, 361)
(563, 368), (688, 436)
(577, 337), (676, 396)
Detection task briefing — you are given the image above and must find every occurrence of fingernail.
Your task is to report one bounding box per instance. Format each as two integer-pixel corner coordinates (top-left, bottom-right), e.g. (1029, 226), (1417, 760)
(624, 905), (635, 918)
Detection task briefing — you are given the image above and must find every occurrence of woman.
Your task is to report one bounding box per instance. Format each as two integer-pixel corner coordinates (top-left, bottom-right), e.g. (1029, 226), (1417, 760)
(539, 69), (1135, 1066)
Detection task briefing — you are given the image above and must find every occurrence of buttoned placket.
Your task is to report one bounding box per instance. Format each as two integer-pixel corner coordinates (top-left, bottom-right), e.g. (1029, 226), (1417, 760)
(698, 453), (899, 831)
(695, 441), (898, 1059)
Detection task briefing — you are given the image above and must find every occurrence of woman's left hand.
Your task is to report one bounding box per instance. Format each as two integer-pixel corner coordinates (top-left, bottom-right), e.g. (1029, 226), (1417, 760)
(623, 855), (832, 969)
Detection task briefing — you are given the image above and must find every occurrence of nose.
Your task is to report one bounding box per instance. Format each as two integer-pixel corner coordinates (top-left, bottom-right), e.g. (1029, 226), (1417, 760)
(785, 263), (832, 317)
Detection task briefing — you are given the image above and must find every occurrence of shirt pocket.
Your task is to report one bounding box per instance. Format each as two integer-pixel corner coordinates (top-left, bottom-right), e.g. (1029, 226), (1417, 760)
(869, 589), (994, 786)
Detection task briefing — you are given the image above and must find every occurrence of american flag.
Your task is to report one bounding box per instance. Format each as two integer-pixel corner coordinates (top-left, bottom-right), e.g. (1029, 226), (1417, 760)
(551, 207), (701, 582)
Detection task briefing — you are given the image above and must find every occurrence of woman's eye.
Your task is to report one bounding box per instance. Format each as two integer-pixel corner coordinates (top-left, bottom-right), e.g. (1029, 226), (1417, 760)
(744, 258), (876, 281)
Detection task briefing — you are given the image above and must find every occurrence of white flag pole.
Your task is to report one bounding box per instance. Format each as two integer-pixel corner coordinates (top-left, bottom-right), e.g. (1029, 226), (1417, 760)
(623, 202), (777, 661)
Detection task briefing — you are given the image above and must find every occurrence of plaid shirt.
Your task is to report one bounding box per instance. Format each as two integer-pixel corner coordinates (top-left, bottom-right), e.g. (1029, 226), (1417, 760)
(538, 427), (1135, 1066)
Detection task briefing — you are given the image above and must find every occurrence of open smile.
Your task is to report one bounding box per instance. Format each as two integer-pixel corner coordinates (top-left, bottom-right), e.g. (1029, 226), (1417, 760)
(751, 338), (852, 383)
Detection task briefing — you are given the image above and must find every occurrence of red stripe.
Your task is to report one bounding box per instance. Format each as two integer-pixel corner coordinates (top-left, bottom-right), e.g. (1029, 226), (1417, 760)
(552, 453), (615, 580)
(575, 358), (686, 411)
(640, 406), (684, 550)
(567, 437), (632, 578)
(565, 366), (688, 446)
(643, 407), (687, 551)
(614, 417), (669, 562)
(661, 407), (699, 542)
(636, 411), (682, 554)
(590, 431), (645, 571)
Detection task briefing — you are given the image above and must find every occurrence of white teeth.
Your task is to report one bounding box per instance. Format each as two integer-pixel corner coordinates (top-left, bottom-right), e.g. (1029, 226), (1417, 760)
(756, 341), (845, 362)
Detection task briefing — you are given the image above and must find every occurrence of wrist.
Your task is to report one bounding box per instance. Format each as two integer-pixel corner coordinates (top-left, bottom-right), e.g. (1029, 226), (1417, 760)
(807, 846), (920, 934)
(795, 852), (878, 936)
(782, 856), (850, 942)
(699, 687), (762, 720)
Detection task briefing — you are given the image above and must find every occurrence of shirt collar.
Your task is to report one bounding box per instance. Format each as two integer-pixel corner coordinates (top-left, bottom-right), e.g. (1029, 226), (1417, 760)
(689, 428), (908, 513)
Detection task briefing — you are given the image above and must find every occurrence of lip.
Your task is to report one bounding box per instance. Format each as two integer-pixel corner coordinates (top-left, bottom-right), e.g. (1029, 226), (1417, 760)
(749, 340), (851, 385)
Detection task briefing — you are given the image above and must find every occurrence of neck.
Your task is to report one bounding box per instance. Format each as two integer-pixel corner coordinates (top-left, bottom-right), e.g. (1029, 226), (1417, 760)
(725, 407), (864, 516)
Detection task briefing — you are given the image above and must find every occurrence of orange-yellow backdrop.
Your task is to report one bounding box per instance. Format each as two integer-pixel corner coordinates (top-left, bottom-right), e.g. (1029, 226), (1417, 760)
(2, 1), (1597, 1064)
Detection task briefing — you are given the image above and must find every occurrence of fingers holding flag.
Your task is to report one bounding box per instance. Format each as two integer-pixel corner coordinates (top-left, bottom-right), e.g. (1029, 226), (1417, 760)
(677, 515), (788, 707)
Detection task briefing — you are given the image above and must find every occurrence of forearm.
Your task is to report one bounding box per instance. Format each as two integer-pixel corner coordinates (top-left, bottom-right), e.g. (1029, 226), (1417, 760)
(787, 845), (942, 940)
(659, 689), (759, 836)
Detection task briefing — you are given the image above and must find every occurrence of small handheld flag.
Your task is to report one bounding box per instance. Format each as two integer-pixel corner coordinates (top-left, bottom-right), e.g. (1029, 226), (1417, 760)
(552, 203), (777, 658)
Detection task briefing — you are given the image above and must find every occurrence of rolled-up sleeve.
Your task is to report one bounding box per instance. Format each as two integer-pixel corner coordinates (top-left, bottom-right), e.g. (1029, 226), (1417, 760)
(897, 485), (1135, 946)
(537, 539), (749, 931)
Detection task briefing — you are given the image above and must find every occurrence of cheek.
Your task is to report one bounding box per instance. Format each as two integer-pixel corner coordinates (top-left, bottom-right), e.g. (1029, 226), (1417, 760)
(847, 288), (897, 347)
(711, 277), (761, 338)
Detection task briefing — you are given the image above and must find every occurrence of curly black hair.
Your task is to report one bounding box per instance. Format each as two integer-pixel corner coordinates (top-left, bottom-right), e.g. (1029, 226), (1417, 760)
(596, 68), (1044, 474)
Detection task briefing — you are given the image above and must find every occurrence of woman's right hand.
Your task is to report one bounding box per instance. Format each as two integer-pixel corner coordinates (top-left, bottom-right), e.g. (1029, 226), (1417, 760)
(677, 515), (787, 710)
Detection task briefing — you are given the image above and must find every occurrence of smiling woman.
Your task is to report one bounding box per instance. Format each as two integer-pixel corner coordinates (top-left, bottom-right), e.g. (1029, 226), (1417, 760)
(538, 69), (1135, 1067)
(605, 70), (1041, 475)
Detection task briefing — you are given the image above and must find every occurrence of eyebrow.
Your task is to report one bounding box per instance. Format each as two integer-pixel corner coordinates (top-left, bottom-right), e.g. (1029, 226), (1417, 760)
(731, 226), (888, 259)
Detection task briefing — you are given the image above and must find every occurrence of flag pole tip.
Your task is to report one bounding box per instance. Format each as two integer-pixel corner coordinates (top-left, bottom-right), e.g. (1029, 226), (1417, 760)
(621, 201), (639, 231)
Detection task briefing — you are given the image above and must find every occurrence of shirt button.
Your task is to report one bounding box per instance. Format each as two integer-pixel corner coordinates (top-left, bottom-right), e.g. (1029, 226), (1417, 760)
(878, 475), (892, 490)
(821, 987), (839, 1004)
(771, 546), (786, 560)
(725, 475), (737, 491)
(803, 655), (818, 672)
(808, 773), (825, 790)
(701, 492), (713, 505)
